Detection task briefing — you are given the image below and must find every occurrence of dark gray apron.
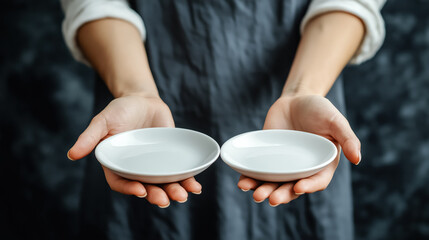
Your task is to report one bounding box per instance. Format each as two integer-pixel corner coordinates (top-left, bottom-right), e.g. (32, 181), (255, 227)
(80, 1), (353, 239)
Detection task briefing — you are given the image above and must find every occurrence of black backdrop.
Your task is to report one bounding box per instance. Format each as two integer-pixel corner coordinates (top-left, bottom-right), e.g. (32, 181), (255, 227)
(1, 0), (429, 239)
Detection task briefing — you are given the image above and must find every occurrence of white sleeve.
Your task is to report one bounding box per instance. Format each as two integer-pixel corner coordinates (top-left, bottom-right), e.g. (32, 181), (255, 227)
(300, 0), (386, 64)
(60, 0), (146, 66)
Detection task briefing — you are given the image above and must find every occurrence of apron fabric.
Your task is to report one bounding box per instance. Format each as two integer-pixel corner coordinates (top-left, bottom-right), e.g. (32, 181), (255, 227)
(79, 1), (353, 239)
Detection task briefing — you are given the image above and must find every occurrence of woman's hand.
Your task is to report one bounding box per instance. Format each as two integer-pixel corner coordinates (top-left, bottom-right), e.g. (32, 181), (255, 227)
(237, 11), (365, 207)
(67, 94), (202, 208)
(237, 95), (361, 206)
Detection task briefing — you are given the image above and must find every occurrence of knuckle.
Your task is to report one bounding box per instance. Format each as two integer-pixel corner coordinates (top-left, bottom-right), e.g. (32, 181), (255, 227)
(86, 134), (98, 144)
(259, 189), (270, 197)
(327, 112), (340, 129)
(170, 187), (181, 195)
(165, 184), (181, 195)
(91, 115), (102, 124)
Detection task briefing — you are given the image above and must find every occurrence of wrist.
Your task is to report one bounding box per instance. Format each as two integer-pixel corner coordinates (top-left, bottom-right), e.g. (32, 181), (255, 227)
(281, 87), (321, 98)
(117, 90), (160, 99)
(281, 74), (334, 98)
(104, 74), (160, 99)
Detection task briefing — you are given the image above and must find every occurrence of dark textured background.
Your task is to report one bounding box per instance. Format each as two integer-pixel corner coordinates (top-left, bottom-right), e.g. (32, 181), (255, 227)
(1, 0), (428, 239)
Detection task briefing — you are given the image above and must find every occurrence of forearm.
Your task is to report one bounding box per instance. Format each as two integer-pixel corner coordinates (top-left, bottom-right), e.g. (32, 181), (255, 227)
(283, 11), (365, 96)
(77, 18), (158, 98)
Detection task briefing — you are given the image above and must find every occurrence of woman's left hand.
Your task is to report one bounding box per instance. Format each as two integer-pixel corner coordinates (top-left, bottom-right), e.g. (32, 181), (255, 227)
(237, 94), (361, 206)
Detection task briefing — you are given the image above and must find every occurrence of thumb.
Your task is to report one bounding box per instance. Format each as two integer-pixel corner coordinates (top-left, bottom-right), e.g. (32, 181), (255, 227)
(67, 115), (108, 161)
(329, 112), (361, 165)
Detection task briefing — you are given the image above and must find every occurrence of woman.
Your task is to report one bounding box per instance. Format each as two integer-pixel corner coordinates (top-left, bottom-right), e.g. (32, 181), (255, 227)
(61, 0), (385, 239)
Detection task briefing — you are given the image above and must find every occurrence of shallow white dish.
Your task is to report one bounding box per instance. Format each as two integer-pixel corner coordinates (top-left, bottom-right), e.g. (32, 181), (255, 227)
(221, 130), (337, 182)
(95, 128), (220, 184)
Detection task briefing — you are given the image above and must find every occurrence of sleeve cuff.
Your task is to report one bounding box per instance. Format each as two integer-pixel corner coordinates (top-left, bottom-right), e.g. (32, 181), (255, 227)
(300, 0), (386, 64)
(62, 0), (146, 66)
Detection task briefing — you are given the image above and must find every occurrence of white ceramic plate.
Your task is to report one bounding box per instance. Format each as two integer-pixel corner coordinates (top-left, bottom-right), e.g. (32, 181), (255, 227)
(221, 130), (337, 182)
(95, 128), (220, 184)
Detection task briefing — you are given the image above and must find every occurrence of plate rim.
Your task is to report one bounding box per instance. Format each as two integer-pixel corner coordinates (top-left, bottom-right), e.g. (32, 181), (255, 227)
(95, 127), (220, 177)
(220, 129), (337, 175)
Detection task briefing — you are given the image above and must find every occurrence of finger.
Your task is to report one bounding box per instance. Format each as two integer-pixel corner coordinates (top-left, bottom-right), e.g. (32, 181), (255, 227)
(68, 114), (108, 160)
(180, 177), (202, 194)
(162, 183), (188, 203)
(293, 152), (340, 194)
(237, 175), (262, 191)
(253, 183), (281, 203)
(268, 183), (299, 206)
(102, 166), (147, 197)
(329, 112), (361, 165)
(144, 184), (170, 208)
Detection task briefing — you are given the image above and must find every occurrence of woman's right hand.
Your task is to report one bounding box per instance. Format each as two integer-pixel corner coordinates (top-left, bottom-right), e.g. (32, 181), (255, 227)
(67, 94), (202, 208)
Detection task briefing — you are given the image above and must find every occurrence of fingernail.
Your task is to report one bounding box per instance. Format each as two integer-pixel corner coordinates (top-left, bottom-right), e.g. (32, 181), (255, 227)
(158, 202), (170, 208)
(192, 190), (202, 195)
(254, 199), (264, 203)
(269, 203), (279, 207)
(295, 192), (305, 195)
(177, 198), (188, 203)
(240, 188), (249, 192)
(67, 150), (74, 161)
(136, 192), (147, 198)
(355, 152), (362, 165)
